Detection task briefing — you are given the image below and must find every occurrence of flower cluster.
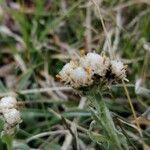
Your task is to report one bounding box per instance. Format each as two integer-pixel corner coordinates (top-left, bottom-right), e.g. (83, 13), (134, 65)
(0, 96), (22, 134)
(57, 52), (127, 88)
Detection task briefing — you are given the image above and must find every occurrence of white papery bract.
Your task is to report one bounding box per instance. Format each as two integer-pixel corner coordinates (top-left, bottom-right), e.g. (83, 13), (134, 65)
(0, 96), (17, 111)
(3, 108), (21, 125)
(70, 66), (93, 88)
(110, 60), (126, 80)
(80, 52), (110, 77)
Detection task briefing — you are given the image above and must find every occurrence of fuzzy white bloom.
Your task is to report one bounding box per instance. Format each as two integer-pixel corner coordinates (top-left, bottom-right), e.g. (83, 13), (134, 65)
(3, 109), (21, 125)
(58, 61), (77, 83)
(0, 96), (17, 112)
(0, 96), (22, 134)
(110, 60), (126, 79)
(70, 66), (93, 88)
(80, 52), (110, 77)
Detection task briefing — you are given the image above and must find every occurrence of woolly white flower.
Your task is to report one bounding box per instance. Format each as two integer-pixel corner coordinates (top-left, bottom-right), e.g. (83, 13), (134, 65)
(58, 61), (77, 84)
(57, 52), (127, 89)
(0, 96), (22, 134)
(0, 96), (17, 112)
(70, 66), (93, 88)
(80, 52), (110, 77)
(3, 108), (21, 125)
(110, 60), (126, 79)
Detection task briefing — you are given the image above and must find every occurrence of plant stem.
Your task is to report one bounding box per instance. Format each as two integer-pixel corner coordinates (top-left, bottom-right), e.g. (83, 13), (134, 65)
(87, 90), (123, 150)
(122, 80), (142, 137)
(6, 142), (12, 150)
(1, 133), (13, 150)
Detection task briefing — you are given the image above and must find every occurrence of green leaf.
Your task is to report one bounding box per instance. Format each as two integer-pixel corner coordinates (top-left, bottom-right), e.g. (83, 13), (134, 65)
(44, 142), (61, 150)
(88, 91), (123, 150)
(13, 141), (30, 150)
(1, 133), (13, 150)
(89, 132), (112, 143)
(63, 109), (90, 118)
(88, 120), (112, 143)
(0, 116), (4, 133)
(0, 81), (7, 93)
(17, 70), (32, 90)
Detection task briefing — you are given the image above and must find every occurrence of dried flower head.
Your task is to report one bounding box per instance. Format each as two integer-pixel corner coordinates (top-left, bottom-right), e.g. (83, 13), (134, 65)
(80, 52), (110, 77)
(0, 96), (17, 112)
(110, 60), (126, 80)
(3, 108), (21, 125)
(57, 52), (127, 89)
(0, 96), (22, 134)
(70, 66), (93, 88)
(57, 60), (78, 84)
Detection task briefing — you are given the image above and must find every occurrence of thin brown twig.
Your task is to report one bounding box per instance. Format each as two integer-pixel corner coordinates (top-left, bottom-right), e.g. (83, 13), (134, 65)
(122, 80), (142, 137)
